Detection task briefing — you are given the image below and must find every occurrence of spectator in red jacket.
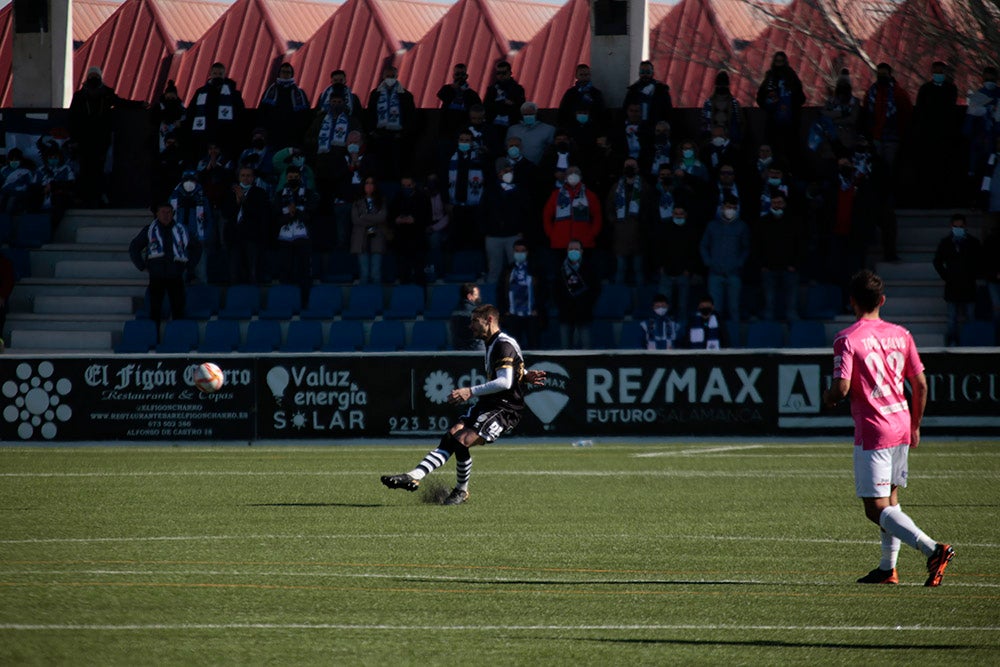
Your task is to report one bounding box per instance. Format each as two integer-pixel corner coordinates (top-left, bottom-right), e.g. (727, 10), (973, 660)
(542, 166), (602, 251)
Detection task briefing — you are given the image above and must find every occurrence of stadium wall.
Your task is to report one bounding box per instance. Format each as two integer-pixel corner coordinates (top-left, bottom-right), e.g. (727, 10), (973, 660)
(2, 350), (997, 442)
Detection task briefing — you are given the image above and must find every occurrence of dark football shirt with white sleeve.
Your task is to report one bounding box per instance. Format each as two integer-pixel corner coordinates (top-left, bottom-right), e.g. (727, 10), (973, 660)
(473, 331), (526, 412)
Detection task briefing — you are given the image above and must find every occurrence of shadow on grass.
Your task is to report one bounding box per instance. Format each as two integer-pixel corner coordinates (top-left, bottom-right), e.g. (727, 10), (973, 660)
(406, 578), (774, 586)
(247, 502), (383, 508)
(566, 637), (971, 650)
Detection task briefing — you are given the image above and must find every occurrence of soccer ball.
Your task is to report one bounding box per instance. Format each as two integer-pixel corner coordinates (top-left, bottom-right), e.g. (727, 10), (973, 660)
(194, 362), (225, 393)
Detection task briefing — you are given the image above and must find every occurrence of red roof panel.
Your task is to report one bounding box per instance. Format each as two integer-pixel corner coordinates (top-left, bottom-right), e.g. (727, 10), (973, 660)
(74, 0), (127, 44)
(511, 0), (590, 108)
(486, 0), (561, 45)
(286, 0), (401, 104)
(153, 0), (228, 46)
(73, 0), (176, 102)
(397, 0), (512, 108)
(168, 0), (289, 105)
(0, 3), (10, 107)
(268, 0), (340, 45)
(374, 0), (449, 45)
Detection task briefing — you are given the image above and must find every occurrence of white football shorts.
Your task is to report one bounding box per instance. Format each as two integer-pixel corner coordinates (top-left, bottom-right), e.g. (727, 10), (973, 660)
(853, 443), (909, 498)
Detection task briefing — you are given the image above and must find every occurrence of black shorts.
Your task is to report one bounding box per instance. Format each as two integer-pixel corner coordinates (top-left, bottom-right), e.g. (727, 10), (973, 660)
(459, 403), (521, 443)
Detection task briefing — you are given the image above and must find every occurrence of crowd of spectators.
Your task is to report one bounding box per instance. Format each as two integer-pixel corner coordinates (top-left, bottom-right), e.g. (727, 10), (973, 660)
(4, 54), (1000, 348)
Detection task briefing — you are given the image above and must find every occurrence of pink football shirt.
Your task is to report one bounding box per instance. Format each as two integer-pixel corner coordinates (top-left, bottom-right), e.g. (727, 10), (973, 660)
(832, 318), (925, 450)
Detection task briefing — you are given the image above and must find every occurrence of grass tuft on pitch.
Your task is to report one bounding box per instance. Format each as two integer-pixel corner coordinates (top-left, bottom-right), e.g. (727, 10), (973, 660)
(1, 439), (998, 664)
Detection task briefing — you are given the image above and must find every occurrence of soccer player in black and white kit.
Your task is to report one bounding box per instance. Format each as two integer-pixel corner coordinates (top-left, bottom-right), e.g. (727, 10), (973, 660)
(381, 303), (546, 505)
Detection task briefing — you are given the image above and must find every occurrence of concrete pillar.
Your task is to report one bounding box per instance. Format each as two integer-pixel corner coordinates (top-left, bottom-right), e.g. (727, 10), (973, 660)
(11, 0), (73, 108)
(590, 0), (648, 109)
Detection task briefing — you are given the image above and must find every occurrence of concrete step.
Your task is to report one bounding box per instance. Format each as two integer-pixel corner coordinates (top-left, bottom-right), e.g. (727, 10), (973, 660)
(55, 208), (150, 243)
(879, 296), (947, 318)
(34, 295), (136, 315)
(7, 280), (148, 313)
(874, 260), (940, 281)
(54, 260), (142, 280)
(882, 280), (942, 298)
(8, 329), (112, 351)
(77, 226), (141, 245)
(31, 246), (133, 277)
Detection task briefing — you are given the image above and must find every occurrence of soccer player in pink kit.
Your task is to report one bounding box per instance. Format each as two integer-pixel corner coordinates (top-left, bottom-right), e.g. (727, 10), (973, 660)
(823, 270), (954, 586)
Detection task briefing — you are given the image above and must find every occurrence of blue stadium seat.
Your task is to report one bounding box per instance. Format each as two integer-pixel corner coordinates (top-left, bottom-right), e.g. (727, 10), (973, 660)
(444, 249), (484, 282)
(788, 320), (827, 348)
(323, 320), (364, 352)
(365, 320), (405, 351)
(240, 320), (282, 353)
(592, 284), (632, 319)
(281, 320), (323, 352)
(424, 283), (460, 319)
(745, 321), (786, 348)
(479, 282), (497, 306)
(12, 213), (52, 248)
(0, 247), (31, 280)
(803, 283), (842, 320)
(115, 319), (158, 353)
(618, 321), (643, 350)
(259, 284), (303, 320)
(341, 284), (383, 319)
(184, 284), (222, 319)
(136, 287), (172, 321)
(199, 320), (241, 353)
(960, 321), (997, 347)
(300, 284), (344, 319)
(409, 320), (448, 351)
(590, 320), (616, 349)
(156, 319), (200, 353)
(383, 284), (425, 319)
(725, 321), (742, 348)
(218, 285), (261, 319)
(632, 284), (659, 319)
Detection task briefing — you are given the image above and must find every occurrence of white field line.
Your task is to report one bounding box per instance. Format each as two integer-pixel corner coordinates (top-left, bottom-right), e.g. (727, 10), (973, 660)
(4, 568), (1000, 589)
(1, 623), (998, 632)
(634, 445), (766, 457)
(2, 533), (998, 549)
(1, 470), (995, 479)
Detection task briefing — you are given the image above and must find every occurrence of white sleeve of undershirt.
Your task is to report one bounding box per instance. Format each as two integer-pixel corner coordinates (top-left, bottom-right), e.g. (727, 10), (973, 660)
(470, 366), (513, 396)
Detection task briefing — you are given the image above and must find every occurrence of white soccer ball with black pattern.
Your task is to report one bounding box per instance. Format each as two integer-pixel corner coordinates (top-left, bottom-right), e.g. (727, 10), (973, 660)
(194, 362), (225, 393)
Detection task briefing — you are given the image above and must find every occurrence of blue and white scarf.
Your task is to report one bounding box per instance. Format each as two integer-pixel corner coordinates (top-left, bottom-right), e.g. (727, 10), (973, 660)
(375, 81), (404, 131)
(555, 184), (590, 221)
(613, 178), (642, 220)
(447, 152), (484, 206)
(191, 80), (236, 132)
(625, 123), (641, 158)
(866, 79), (897, 120)
(260, 78), (309, 111)
(278, 218), (309, 241)
(650, 140), (671, 176)
(561, 259), (588, 297)
(147, 221), (189, 263)
(317, 111), (350, 154)
(656, 186), (674, 219)
(319, 84), (356, 115)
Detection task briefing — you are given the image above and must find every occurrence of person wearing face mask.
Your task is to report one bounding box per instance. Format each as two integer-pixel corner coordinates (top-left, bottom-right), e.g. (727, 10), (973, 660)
(437, 63), (483, 137)
(755, 52), (805, 167)
(913, 62), (960, 208)
(687, 296), (722, 350)
(624, 60), (672, 124)
(759, 161), (790, 219)
(482, 161), (530, 283)
(933, 214), (983, 345)
(387, 175), (432, 285)
(552, 240), (600, 349)
(275, 165), (320, 299)
(648, 174), (698, 328)
(169, 170), (211, 282)
(701, 125), (739, 178)
(350, 176), (389, 285)
(239, 128), (277, 191)
(701, 70), (743, 146)
(506, 102), (555, 166)
(316, 70), (364, 121)
(450, 283), (485, 351)
(753, 193), (802, 321)
(639, 294), (679, 350)
(543, 166), (603, 254)
(272, 147), (316, 193)
(558, 64), (607, 131)
(700, 194), (749, 326)
(862, 62), (912, 174)
(606, 159), (647, 285)
(817, 70), (861, 157)
(222, 166), (270, 284)
(497, 239), (545, 349)
(35, 150), (76, 228)
(68, 65), (148, 207)
(366, 65), (417, 187)
(442, 129), (487, 252)
(331, 131), (378, 250)
(186, 62), (245, 161)
(675, 141), (709, 184)
(484, 60), (526, 129)
(964, 66), (1000, 190)
(259, 62), (311, 150)
(152, 80), (186, 154)
(613, 102), (653, 169)
(0, 149), (35, 215)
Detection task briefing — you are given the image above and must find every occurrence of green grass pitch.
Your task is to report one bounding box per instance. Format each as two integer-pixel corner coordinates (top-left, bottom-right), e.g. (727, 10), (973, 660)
(1, 439), (998, 665)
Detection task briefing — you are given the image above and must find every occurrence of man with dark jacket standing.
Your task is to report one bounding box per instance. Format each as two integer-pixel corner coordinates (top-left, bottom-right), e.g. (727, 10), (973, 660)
(753, 192), (803, 321)
(129, 203), (202, 337)
(933, 213), (982, 345)
(69, 66), (147, 207)
(222, 166), (270, 284)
